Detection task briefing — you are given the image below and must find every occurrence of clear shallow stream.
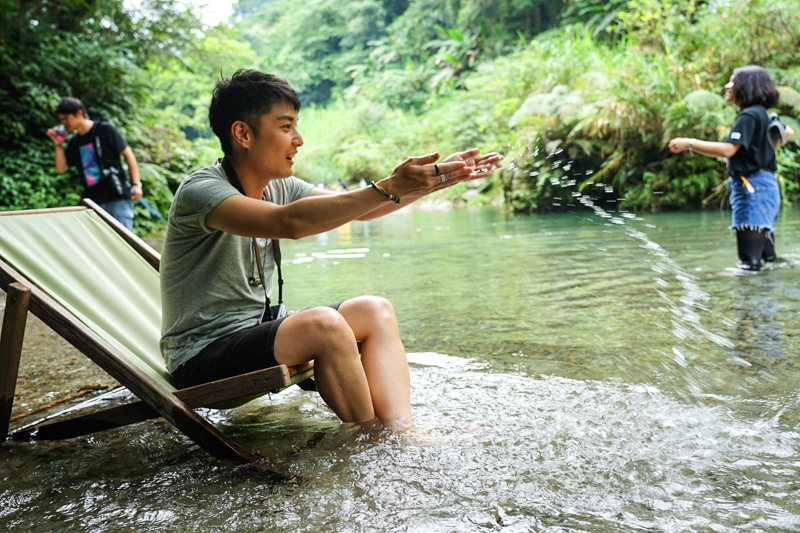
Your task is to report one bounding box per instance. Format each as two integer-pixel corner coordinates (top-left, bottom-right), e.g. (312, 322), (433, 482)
(2, 204), (800, 532)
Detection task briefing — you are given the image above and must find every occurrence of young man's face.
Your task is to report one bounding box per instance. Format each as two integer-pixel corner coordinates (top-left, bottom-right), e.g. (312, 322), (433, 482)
(57, 112), (83, 133)
(249, 103), (304, 179)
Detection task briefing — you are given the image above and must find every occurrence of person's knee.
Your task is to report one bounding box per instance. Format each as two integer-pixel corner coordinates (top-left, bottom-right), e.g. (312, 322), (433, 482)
(304, 307), (357, 352)
(356, 295), (397, 321)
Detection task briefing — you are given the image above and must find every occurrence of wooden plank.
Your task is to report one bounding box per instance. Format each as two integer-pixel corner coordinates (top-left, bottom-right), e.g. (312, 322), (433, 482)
(11, 401), (155, 441)
(81, 198), (161, 271)
(0, 258), (256, 464)
(177, 364), (290, 406)
(0, 283), (31, 442)
(288, 362), (313, 376)
(12, 365), (293, 440)
(0, 206), (87, 217)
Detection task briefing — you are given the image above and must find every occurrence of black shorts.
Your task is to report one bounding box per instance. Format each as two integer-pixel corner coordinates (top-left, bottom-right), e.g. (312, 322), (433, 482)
(172, 302), (342, 389)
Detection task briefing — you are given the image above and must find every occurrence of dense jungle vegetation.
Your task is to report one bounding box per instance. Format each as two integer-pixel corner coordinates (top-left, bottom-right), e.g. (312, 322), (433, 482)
(1, 0), (799, 234)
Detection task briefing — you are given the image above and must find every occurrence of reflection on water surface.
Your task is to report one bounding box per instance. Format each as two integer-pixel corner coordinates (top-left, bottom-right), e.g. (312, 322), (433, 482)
(3, 206), (800, 532)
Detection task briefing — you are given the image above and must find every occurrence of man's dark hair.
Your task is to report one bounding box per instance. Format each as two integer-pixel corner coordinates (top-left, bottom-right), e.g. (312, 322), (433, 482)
(209, 69), (301, 155)
(732, 65), (780, 109)
(55, 97), (89, 118)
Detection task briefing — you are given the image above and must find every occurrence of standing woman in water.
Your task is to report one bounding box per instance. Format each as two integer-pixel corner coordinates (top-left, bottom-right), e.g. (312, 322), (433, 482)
(669, 66), (794, 271)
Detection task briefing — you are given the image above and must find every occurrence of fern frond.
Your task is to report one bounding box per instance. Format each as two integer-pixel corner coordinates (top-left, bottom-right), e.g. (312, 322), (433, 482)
(778, 86), (800, 117)
(593, 150), (625, 183)
(682, 90), (726, 114)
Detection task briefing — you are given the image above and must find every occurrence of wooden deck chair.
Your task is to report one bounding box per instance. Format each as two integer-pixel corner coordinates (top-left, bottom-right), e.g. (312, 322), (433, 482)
(0, 199), (313, 471)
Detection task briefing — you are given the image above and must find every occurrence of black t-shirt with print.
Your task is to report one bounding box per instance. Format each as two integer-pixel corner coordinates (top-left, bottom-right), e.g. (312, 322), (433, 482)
(64, 121), (130, 203)
(723, 105), (776, 178)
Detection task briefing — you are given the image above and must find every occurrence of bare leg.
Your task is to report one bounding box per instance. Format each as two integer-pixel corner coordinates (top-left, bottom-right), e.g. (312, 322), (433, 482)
(337, 296), (412, 427)
(273, 307), (376, 423)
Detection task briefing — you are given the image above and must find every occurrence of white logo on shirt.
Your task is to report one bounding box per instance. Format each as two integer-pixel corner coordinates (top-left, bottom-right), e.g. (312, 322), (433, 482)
(731, 132), (741, 140)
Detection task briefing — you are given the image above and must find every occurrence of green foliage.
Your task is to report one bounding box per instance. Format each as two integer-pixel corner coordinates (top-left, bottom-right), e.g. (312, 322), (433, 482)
(662, 90), (737, 144)
(1, 0), (569, 226)
(0, 143), (81, 210)
(232, 0), (564, 109)
(236, 0), (388, 104)
(283, 0), (799, 211)
(143, 30), (259, 141)
(560, 0), (630, 36)
(486, 0), (800, 212)
(3, 0), (800, 223)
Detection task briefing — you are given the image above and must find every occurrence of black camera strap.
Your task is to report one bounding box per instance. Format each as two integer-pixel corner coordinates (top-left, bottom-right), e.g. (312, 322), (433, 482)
(221, 157), (284, 321)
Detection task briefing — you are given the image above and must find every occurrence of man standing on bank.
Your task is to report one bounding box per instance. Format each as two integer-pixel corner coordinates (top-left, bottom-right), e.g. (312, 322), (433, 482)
(46, 97), (143, 230)
(160, 69), (503, 430)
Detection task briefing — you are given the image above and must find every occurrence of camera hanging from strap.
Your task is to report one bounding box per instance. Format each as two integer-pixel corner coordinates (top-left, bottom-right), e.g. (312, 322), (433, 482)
(93, 124), (128, 196)
(221, 157), (285, 321)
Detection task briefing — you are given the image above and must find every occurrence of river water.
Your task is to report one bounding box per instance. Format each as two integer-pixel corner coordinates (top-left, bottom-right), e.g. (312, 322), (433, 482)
(2, 204), (800, 532)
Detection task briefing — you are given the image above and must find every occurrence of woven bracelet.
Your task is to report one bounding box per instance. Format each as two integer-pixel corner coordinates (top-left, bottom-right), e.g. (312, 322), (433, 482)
(371, 181), (401, 205)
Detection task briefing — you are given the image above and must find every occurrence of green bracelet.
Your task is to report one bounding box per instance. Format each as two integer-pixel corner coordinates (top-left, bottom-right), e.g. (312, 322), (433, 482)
(371, 181), (401, 205)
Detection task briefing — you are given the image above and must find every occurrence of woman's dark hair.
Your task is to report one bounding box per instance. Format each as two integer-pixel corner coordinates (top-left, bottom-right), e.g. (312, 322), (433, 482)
(732, 65), (780, 109)
(55, 97), (89, 118)
(209, 69), (301, 155)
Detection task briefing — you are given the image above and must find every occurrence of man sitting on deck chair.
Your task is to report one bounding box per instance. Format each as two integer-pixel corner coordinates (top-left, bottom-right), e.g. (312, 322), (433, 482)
(160, 69), (503, 430)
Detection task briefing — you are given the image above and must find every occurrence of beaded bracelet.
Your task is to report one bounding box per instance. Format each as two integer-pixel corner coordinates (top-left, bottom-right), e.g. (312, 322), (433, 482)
(371, 181), (401, 205)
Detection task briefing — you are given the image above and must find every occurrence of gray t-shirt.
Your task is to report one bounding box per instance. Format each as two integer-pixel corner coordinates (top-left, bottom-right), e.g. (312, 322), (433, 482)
(160, 161), (315, 373)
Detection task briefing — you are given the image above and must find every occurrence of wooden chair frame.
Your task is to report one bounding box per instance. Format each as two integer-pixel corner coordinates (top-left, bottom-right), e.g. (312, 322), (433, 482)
(0, 199), (312, 470)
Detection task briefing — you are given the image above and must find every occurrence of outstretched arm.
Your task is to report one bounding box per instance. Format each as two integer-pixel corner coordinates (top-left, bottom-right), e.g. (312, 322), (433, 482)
(668, 137), (740, 158)
(205, 151), (476, 239)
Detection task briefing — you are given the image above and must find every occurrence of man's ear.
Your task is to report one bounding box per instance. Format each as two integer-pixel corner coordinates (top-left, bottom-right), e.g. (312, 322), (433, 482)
(230, 121), (251, 151)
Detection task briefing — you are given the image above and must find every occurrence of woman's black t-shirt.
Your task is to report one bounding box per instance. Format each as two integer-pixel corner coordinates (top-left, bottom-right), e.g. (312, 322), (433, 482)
(723, 105), (776, 178)
(64, 121), (130, 203)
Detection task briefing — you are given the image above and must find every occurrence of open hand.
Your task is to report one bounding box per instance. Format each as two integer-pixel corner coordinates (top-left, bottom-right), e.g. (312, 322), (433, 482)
(383, 152), (470, 197)
(443, 148), (504, 180)
(382, 149), (505, 199)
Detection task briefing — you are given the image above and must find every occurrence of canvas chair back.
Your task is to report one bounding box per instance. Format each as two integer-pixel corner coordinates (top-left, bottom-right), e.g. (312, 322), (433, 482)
(0, 208), (173, 390)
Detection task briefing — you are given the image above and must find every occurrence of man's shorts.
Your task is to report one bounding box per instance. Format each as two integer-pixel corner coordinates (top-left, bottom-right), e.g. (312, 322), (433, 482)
(172, 302), (342, 389)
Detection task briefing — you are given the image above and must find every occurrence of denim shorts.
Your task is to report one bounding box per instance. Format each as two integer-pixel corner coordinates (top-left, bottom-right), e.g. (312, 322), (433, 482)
(729, 170), (780, 233)
(98, 198), (134, 230)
